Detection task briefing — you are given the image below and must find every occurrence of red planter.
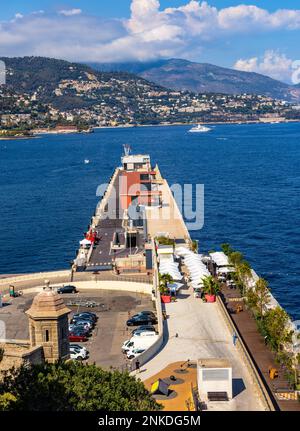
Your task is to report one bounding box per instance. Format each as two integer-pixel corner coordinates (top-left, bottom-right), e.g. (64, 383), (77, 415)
(205, 294), (216, 303)
(161, 295), (171, 303)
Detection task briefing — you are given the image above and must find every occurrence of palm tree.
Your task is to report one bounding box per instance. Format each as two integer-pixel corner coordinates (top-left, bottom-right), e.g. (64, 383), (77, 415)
(221, 243), (233, 256)
(191, 240), (198, 253)
(228, 251), (244, 267)
(201, 275), (220, 297)
(159, 273), (173, 295)
(255, 277), (270, 318)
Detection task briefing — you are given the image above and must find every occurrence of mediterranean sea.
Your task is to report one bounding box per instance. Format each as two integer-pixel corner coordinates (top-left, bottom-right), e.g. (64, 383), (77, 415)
(0, 123), (299, 318)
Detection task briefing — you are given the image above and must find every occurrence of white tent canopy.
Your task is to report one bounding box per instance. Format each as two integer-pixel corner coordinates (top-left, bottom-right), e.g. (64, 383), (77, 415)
(210, 251), (231, 267)
(217, 266), (235, 274)
(160, 269), (182, 280)
(80, 239), (92, 246)
(160, 262), (179, 269)
(175, 248), (211, 280)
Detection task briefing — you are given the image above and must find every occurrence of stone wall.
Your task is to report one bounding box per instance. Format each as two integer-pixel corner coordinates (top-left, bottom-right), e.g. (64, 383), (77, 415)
(0, 341), (43, 373)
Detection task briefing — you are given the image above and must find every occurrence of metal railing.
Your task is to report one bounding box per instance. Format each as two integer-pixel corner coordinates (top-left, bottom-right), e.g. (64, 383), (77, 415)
(88, 272), (153, 285)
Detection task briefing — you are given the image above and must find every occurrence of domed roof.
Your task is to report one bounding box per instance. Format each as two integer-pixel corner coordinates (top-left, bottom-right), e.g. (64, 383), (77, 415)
(26, 287), (70, 318)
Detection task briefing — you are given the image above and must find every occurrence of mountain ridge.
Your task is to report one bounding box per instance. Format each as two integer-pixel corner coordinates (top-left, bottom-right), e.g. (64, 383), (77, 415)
(89, 58), (300, 103)
(1, 56), (299, 131)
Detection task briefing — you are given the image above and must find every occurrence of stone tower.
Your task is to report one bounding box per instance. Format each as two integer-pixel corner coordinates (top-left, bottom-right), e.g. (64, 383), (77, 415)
(26, 284), (71, 363)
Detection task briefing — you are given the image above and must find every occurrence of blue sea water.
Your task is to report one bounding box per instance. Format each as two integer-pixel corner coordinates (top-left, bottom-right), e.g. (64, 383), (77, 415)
(0, 123), (299, 318)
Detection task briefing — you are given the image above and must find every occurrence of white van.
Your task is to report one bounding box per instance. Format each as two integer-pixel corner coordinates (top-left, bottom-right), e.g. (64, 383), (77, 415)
(133, 330), (157, 337)
(122, 335), (159, 353)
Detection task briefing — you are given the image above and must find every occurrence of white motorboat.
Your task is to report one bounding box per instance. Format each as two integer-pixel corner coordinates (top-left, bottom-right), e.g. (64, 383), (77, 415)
(189, 124), (211, 133)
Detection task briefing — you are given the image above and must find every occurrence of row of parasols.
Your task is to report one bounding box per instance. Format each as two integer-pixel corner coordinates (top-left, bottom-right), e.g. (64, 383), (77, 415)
(176, 247), (210, 289)
(158, 246), (211, 292)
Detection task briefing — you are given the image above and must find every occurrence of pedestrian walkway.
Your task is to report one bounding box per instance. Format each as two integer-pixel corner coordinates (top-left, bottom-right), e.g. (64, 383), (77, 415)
(139, 285), (265, 411)
(221, 287), (300, 411)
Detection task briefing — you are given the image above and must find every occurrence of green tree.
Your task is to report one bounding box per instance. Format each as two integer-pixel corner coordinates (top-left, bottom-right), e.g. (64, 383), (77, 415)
(228, 251), (244, 267)
(0, 393), (17, 411)
(0, 362), (161, 411)
(245, 288), (259, 310)
(191, 240), (198, 253)
(159, 273), (173, 292)
(236, 261), (252, 296)
(201, 276), (220, 296)
(221, 243), (233, 256)
(263, 307), (292, 352)
(255, 278), (270, 318)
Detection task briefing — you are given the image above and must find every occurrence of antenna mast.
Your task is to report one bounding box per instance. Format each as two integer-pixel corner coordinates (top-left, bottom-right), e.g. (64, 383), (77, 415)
(123, 144), (131, 156)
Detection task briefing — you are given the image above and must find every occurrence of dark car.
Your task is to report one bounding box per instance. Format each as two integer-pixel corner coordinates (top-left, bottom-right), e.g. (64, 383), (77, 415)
(138, 311), (156, 318)
(69, 321), (92, 333)
(126, 314), (157, 326)
(57, 285), (77, 294)
(71, 315), (95, 327)
(131, 325), (156, 336)
(73, 312), (97, 322)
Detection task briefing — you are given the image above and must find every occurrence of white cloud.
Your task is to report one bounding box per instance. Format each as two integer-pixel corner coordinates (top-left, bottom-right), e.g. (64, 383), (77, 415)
(0, 2), (300, 63)
(59, 9), (82, 17)
(234, 50), (295, 83)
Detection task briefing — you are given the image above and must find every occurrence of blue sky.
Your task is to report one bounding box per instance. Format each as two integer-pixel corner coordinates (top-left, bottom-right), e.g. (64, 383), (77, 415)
(3, 1), (299, 18)
(0, 1), (299, 83)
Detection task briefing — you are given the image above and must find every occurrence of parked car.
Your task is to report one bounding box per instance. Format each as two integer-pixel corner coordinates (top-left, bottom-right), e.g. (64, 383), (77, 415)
(122, 339), (134, 353)
(138, 310), (156, 318)
(57, 285), (77, 294)
(73, 312), (97, 322)
(131, 325), (156, 336)
(131, 330), (157, 337)
(69, 333), (88, 342)
(72, 320), (94, 330)
(70, 346), (88, 360)
(70, 344), (88, 355)
(69, 322), (91, 333)
(126, 314), (157, 326)
(70, 326), (90, 337)
(126, 347), (145, 360)
(122, 335), (159, 353)
(71, 315), (95, 327)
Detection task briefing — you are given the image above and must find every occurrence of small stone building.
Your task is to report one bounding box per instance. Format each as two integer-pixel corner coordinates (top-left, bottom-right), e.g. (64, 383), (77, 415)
(26, 286), (70, 363)
(0, 285), (70, 372)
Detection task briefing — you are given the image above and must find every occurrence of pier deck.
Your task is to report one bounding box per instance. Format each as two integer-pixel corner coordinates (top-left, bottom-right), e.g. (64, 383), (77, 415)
(145, 179), (190, 240)
(139, 283), (264, 411)
(87, 170), (144, 270)
(221, 285), (300, 411)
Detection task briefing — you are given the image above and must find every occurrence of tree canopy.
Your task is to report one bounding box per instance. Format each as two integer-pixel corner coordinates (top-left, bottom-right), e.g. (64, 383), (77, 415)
(0, 361), (161, 411)
(202, 275), (220, 296)
(263, 307), (292, 352)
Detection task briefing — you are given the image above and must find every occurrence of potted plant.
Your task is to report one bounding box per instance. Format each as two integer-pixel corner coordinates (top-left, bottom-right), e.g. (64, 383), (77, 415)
(202, 276), (220, 303)
(159, 273), (173, 303)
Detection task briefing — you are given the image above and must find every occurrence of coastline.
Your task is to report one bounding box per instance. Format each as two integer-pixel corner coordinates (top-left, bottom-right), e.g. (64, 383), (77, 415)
(2, 119), (299, 141)
(94, 118), (300, 130)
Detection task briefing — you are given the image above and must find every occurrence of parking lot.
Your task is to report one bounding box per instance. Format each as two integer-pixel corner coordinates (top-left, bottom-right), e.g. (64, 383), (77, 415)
(0, 289), (155, 370)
